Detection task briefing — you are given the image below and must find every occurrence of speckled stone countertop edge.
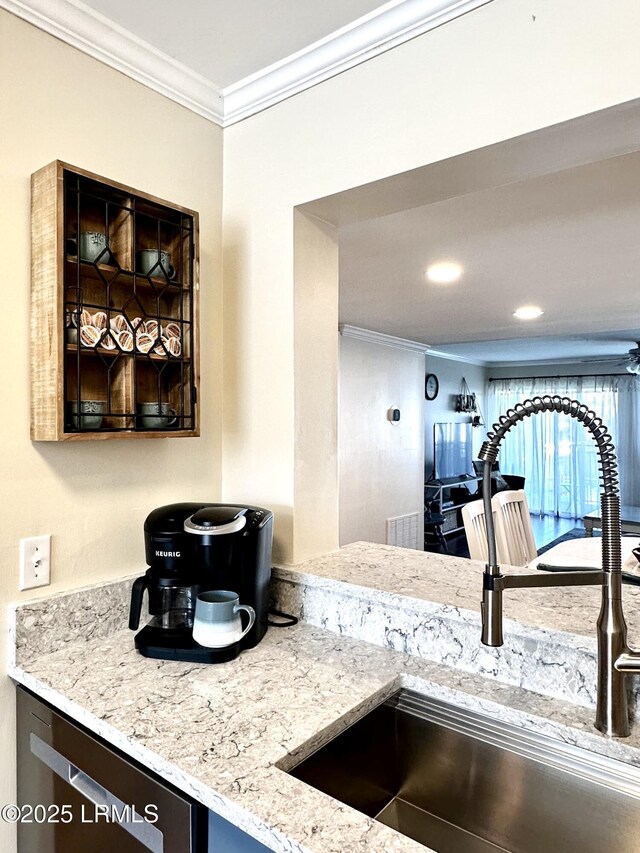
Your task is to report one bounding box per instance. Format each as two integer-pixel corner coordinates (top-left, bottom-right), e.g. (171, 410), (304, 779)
(272, 565), (597, 654)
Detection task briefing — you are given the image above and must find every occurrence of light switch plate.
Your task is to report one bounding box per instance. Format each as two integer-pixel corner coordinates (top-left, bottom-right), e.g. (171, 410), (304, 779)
(19, 535), (51, 590)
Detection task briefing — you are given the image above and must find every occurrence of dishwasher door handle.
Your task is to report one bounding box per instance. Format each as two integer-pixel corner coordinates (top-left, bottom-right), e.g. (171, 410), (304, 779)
(69, 766), (113, 808)
(30, 733), (164, 853)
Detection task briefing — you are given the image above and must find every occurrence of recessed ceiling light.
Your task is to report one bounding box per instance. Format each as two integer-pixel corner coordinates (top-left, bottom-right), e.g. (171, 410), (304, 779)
(513, 305), (544, 320)
(426, 261), (463, 284)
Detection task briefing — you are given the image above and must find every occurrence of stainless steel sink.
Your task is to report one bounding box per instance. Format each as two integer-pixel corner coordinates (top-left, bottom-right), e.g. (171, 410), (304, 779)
(287, 689), (640, 852)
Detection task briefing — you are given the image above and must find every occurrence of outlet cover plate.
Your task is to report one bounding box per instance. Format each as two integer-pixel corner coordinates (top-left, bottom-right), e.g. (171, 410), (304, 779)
(19, 535), (51, 590)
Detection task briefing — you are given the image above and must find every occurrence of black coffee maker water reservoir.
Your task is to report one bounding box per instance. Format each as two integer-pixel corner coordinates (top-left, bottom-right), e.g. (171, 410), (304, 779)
(129, 502), (273, 662)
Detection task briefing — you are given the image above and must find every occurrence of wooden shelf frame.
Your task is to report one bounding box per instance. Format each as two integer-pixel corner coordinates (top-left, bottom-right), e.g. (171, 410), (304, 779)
(31, 160), (200, 441)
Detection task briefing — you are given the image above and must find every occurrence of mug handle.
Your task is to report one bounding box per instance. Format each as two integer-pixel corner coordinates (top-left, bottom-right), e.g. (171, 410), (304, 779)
(161, 260), (176, 281)
(167, 407), (177, 427)
(234, 604), (256, 641)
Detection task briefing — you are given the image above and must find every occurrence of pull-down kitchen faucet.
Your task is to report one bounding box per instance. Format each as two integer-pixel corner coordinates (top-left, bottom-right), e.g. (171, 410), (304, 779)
(478, 395), (640, 737)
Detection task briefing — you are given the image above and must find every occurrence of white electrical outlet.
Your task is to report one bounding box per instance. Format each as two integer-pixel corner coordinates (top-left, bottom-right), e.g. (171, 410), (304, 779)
(19, 535), (51, 590)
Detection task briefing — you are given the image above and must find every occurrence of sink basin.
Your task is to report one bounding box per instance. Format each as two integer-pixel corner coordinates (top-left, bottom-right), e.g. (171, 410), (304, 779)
(287, 689), (640, 852)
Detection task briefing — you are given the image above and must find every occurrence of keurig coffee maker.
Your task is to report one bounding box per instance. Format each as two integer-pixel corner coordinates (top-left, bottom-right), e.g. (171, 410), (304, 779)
(129, 502), (273, 663)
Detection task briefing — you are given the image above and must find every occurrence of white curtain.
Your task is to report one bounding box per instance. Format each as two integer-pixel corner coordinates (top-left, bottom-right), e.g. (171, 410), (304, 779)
(486, 375), (640, 518)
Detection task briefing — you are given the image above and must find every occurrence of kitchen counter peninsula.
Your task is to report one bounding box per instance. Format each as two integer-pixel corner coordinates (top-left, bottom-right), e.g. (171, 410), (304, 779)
(273, 541), (640, 712)
(9, 542), (640, 852)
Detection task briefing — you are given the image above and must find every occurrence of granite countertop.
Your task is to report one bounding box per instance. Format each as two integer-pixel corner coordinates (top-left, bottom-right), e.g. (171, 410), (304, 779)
(278, 541), (640, 640)
(273, 542), (640, 713)
(9, 543), (640, 852)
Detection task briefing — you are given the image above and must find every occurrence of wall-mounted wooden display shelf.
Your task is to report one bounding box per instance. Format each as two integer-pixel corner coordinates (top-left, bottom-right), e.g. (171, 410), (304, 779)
(31, 161), (200, 441)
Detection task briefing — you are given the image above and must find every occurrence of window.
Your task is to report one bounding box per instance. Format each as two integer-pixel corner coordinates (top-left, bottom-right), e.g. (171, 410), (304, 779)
(486, 375), (640, 518)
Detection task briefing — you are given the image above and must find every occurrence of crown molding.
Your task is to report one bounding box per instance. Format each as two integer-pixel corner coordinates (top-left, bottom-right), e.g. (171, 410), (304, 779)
(428, 348), (486, 365)
(431, 350), (629, 369)
(2, 0), (491, 127)
(222, 0), (492, 125)
(485, 355), (625, 369)
(339, 325), (431, 354)
(1, 0), (224, 124)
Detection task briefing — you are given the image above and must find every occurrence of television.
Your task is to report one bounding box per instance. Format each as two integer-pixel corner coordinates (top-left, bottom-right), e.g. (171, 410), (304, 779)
(433, 422), (474, 480)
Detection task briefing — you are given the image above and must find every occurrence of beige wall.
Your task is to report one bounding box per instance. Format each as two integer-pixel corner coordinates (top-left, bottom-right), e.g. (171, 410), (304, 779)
(222, 0), (640, 564)
(339, 336), (425, 547)
(293, 212), (340, 559)
(0, 11), (223, 848)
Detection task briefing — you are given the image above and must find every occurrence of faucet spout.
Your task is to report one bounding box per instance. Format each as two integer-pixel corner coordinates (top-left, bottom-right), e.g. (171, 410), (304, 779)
(615, 651), (640, 673)
(481, 584), (503, 647)
(477, 395), (633, 738)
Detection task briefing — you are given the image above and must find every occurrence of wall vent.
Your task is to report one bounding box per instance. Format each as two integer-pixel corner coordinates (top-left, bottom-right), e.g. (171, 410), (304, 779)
(386, 512), (421, 550)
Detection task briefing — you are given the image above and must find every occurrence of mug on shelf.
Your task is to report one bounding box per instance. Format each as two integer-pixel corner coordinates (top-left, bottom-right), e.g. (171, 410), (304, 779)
(136, 401), (177, 429)
(68, 400), (105, 431)
(136, 249), (176, 281)
(76, 231), (113, 264)
(192, 590), (256, 649)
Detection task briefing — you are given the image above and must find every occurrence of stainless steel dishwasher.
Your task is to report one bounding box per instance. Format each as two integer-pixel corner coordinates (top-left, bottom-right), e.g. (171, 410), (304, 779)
(16, 686), (207, 852)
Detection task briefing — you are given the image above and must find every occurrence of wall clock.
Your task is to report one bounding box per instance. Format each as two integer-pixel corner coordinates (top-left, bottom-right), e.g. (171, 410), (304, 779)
(425, 373), (439, 401)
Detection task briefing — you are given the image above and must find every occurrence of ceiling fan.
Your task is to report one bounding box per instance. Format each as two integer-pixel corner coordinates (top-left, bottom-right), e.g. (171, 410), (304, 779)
(624, 342), (640, 374)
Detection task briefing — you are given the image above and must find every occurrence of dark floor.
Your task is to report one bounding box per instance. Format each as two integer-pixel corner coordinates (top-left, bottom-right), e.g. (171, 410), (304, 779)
(425, 514), (585, 558)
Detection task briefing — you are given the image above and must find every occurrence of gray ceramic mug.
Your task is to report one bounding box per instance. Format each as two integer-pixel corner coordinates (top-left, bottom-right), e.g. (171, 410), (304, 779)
(69, 400), (105, 430)
(137, 402), (177, 429)
(136, 249), (176, 281)
(192, 590), (256, 649)
(78, 231), (111, 264)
